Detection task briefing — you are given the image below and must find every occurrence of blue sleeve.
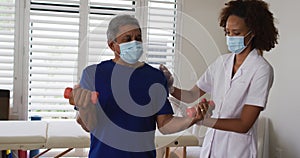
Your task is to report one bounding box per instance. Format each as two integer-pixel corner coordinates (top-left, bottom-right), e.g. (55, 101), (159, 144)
(80, 64), (97, 91)
(156, 70), (174, 115)
(74, 64), (97, 111)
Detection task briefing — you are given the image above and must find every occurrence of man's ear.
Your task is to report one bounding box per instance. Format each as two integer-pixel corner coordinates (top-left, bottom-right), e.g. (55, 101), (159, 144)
(108, 41), (115, 51)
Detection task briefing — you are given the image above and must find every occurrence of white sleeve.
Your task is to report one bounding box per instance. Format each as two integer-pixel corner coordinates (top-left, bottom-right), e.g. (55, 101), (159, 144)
(245, 64), (274, 109)
(196, 57), (220, 94)
(196, 68), (213, 94)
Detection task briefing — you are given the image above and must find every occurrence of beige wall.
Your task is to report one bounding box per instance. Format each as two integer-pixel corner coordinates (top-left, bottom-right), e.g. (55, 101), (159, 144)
(175, 0), (226, 89)
(263, 0), (300, 157)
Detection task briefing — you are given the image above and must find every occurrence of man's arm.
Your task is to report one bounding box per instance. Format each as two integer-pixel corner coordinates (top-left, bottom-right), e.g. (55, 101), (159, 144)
(156, 101), (208, 134)
(171, 85), (206, 104)
(76, 113), (89, 132)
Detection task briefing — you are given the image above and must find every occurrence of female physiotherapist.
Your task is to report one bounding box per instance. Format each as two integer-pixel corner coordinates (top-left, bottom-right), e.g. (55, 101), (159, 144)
(160, 0), (279, 157)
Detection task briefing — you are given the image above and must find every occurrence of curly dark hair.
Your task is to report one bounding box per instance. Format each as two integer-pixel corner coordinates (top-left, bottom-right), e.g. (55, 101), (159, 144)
(219, 0), (279, 51)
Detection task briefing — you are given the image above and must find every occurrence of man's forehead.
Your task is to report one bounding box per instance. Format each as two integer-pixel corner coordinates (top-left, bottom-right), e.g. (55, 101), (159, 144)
(117, 25), (140, 35)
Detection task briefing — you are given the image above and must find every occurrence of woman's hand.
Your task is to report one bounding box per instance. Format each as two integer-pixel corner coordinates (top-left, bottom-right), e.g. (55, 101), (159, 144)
(192, 98), (215, 125)
(159, 64), (174, 93)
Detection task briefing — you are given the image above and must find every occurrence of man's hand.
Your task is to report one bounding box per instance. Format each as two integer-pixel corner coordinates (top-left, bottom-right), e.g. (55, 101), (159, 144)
(76, 115), (89, 132)
(64, 85), (99, 132)
(64, 86), (99, 108)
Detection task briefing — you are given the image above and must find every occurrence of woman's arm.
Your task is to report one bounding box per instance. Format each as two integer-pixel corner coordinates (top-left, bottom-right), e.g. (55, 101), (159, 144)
(171, 85), (206, 104)
(203, 105), (263, 133)
(159, 64), (206, 103)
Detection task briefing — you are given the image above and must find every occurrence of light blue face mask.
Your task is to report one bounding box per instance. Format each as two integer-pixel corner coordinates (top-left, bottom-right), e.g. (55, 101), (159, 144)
(226, 31), (252, 54)
(119, 40), (143, 64)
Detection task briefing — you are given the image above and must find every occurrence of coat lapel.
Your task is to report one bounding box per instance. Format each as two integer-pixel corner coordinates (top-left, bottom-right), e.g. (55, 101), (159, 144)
(224, 54), (234, 93)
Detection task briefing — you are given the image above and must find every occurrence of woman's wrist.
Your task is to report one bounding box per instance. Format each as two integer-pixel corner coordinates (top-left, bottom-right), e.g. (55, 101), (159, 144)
(202, 118), (217, 128)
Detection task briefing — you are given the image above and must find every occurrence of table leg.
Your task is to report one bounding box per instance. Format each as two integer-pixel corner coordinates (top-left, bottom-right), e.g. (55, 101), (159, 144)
(183, 146), (187, 158)
(165, 147), (170, 158)
(54, 148), (73, 158)
(33, 148), (51, 158)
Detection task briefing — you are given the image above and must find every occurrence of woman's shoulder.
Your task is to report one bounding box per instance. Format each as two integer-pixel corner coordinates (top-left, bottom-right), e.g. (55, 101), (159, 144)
(209, 53), (233, 67)
(251, 49), (274, 70)
(219, 53), (233, 61)
(256, 56), (274, 75)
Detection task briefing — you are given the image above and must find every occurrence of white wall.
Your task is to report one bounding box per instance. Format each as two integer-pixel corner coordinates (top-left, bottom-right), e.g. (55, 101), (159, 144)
(175, 0), (226, 89)
(263, 0), (300, 157)
(180, 0), (300, 158)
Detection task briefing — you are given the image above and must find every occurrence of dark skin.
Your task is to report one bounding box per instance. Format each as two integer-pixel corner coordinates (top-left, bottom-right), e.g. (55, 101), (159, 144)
(108, 24), (144, 68)
(171, 15), (262, 133)
(108, 24), (206, 134)
(72, 24), (208, 134)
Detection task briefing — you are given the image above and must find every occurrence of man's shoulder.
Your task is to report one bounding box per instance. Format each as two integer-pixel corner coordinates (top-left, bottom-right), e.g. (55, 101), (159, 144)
(83, 64), (97, 74)
(85, 60), (113, 71)
(143, 63), (164, 75)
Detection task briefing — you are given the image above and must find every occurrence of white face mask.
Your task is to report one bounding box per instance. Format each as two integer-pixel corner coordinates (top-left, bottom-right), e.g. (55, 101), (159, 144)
(226, 31), (252, 54)
(119, 40), (143, 64)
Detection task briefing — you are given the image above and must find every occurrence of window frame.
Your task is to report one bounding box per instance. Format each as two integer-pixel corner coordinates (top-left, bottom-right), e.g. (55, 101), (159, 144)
(7, 0), (182, 120)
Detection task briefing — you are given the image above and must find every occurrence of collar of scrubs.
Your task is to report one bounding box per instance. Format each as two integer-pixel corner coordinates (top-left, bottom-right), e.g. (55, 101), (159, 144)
(225, 49), (260, 81)
(222, 49), (261, 95)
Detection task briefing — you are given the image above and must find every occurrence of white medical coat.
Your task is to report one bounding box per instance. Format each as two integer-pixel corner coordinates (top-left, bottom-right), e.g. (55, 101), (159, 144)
(197, 49), (274, 158)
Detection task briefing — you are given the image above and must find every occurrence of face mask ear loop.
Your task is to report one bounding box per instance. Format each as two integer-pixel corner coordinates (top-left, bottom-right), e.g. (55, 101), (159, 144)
(112, 41), (121, 56)
(245, 31), (252, 37)
(245, 32), (254, 47)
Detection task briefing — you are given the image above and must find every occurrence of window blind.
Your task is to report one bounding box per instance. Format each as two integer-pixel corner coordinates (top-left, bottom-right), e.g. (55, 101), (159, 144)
(146, 0), (177, 72)
(88, 0), (136, 65)
(28, 0), (80, 119)
(26, 0), (180, 120)
(0, 0), (15, 107)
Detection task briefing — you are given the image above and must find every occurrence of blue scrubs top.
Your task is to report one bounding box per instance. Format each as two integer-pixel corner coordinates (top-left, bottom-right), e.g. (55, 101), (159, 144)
(79, 60), (173, 158)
